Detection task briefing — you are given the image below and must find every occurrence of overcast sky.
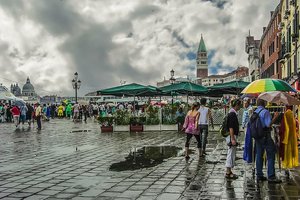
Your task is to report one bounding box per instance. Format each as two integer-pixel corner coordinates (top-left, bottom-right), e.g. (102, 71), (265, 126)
(0, 0), (279, 96)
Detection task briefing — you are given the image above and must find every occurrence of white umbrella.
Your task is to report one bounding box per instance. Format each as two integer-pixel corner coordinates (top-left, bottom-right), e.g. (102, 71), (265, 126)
(0, 91), (16, 101)
(258, 91), (300, 105)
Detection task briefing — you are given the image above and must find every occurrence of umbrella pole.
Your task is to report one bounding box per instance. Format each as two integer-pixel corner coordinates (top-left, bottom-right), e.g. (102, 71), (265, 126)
(133, 95), (136, 116)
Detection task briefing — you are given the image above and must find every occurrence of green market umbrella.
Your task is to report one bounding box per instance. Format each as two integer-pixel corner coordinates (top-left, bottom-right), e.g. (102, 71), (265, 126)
(208, 80), (250, 95)
(159, 82), (208, 96)
(98, 83), (162, 97)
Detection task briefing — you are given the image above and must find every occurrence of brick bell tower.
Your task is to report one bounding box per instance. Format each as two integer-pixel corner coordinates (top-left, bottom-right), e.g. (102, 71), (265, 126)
(196, 34), (208, 80)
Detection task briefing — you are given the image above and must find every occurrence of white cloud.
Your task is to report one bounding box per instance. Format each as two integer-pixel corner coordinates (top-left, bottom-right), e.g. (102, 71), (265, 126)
(0, 0), (279, 96)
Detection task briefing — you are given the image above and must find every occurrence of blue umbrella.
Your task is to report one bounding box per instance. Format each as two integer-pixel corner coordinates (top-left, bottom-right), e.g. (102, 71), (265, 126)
(13, 100), (26, 107)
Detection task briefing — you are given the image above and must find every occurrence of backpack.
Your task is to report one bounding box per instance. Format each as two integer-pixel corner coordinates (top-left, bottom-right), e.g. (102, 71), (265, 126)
(249, 109), (265, 139)
(220, 114), (230, 137)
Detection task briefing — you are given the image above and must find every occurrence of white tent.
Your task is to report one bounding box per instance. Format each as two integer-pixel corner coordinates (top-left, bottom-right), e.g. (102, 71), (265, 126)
(0, 85), (16, 100)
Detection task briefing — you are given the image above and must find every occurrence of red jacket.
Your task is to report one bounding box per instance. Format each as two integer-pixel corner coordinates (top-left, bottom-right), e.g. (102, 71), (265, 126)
(11, 106), (20, 116)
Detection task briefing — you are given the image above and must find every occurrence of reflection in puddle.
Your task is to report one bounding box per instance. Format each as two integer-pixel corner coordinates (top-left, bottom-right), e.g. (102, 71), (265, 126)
(109, 146), (182, 171)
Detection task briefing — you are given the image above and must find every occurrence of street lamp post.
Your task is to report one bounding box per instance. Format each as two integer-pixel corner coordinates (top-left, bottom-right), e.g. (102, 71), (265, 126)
(72, 72), (81, 103)
(170, 69), (176, 106)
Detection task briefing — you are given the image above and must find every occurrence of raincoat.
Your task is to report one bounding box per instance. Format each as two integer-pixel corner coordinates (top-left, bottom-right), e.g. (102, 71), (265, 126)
(66, 104), (72, 117)
(243, 124), (253, 163)
(281, 109), (299, 169)
(57, 105), (64, 117)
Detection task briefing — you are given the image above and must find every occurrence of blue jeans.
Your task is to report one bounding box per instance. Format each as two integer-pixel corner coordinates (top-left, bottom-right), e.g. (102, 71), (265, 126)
(199, 125), (208, 151)
(20, 114), (26, 124)
(255, 134), (276, 178)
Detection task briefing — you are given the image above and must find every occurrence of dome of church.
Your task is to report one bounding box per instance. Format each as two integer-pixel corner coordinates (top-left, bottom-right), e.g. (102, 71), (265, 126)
(22, 77), (36, 96)
(23, 78), (34, 91)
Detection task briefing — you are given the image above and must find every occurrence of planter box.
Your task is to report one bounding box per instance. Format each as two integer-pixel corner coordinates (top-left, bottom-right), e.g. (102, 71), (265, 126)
(161, 124), (178, 131)
(101, 126), (113, 133)
(130, 125), (144, 132)
(114, 125), (130, 132)
(144, 125), (161, 131)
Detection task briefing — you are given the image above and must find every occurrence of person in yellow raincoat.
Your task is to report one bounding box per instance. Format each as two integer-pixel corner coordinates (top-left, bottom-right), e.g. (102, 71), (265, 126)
(281, 106), (299, 169)
(57, 105), (64, 118)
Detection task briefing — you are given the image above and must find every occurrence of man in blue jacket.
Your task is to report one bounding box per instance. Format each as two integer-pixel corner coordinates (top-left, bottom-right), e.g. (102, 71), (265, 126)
(255, 99), (281, 183)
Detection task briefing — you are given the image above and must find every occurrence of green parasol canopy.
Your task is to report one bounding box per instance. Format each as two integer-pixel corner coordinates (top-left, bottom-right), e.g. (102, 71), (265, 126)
(98, 83), (162, 97)
(159, 82), (208, 96)
(208, 80), (250, 95)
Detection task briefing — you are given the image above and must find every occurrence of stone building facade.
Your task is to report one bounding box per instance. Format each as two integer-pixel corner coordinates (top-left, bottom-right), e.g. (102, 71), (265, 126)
(245, 33), (260, 82)
(260, 3), (282, 79)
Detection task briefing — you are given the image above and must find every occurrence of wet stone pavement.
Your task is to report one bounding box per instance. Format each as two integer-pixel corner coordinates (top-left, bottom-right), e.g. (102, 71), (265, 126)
(0, 119), (300, 200)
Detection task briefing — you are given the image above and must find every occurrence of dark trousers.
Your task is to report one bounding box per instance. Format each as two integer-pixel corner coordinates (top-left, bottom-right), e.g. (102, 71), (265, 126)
(199, 125), (209, 151)
(185, 134), (201, 148)
(36, 116), (41, 130)
(255, 134), (276, 178)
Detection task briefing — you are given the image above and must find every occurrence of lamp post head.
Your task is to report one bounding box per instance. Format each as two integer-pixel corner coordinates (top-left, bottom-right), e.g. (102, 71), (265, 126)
(170, 69), (174, 77)
(74, 72), (78, 80)
(72, 79), (76, 88)
(77, 80), (81, 89)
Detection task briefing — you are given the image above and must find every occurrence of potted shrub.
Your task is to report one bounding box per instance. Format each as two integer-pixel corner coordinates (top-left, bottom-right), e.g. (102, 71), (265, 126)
(161, 105), (178, 131)
(114, 110), (130, 131)
(98, 116), (114, 132)
(130, 117), (146, 132)
(144, 105), (160, 131)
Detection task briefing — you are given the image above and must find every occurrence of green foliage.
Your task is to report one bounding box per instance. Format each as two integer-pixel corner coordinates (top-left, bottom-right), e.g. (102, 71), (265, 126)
(162, 105), (177, 125)
(114, 109), (130, 125)
(98, 116), (114, 126)
(130, 117), (146, 125)
(145, 105), (160, 125)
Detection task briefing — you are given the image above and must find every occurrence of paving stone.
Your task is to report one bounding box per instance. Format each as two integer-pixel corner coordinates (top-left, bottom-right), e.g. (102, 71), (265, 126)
(157, 193), (181, 200)
(79, 189), (105, 197)
(38, 189), (61, 195)
(8, 192), (32, 198)
(0, 192), (11, 198)
(137, 196), (158, 200)
(23, 195), (50, 200)
(118, 190), (144, 198)
(21, 187), (45, 193)
(54, 193), (77, 198)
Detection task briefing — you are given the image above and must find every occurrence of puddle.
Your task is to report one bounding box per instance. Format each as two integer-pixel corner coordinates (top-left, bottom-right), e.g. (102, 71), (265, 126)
(109, 146), (182, 171)
(70, 129), (91, 133)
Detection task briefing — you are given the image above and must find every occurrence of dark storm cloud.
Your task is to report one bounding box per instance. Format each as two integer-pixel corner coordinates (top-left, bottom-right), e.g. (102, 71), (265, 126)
(28, 0), (86, 35)
(203, 0), (228, 9)
(0, 0), (25, 19)
(172, 31), (190, 48)
(60, 24), (159, 92)
(130, 4), (161, 19)
(60, 25), (116, 89)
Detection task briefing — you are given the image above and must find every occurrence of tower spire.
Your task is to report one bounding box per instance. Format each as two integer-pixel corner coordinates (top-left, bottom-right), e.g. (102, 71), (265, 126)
(198, 34), (207, 52)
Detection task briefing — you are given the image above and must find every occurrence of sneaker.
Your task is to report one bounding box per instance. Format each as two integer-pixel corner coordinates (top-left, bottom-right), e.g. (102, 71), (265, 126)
(257, 176), (267, 181)
(268, 177), (282, 183)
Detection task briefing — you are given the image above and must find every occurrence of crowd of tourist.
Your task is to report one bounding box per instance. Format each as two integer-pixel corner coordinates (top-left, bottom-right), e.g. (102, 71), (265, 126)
(0, 101), (151, 126)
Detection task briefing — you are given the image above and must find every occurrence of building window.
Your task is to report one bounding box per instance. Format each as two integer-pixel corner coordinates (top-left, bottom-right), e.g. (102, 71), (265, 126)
(261, 64), (274, 78)
(288, 59), (292, 77)
(201, 61), (207, 65)
(269, 42), (274, 57)
(261, 54), (265, 65)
